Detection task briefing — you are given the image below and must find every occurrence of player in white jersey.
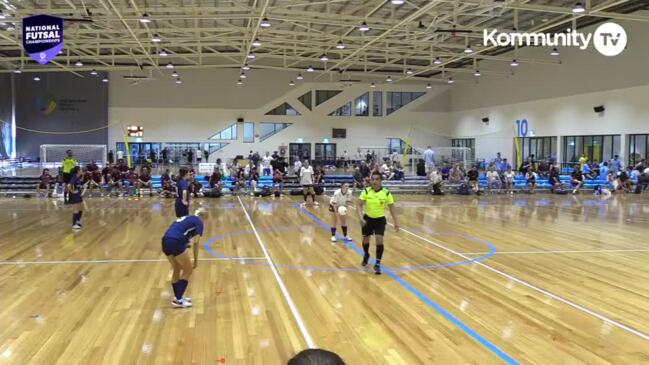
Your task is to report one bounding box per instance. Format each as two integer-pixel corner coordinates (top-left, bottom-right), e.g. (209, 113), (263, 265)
(328, 183), (353, 242)
(300, 160), (317, 206)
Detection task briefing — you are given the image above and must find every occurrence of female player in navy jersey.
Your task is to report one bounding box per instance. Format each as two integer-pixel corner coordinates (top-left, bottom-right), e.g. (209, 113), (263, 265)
(162, 209), (205, 308)
(67, 166), (84, 230)
(175, 167), (190, 217)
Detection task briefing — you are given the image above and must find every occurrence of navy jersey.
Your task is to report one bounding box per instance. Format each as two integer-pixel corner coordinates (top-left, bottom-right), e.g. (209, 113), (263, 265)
(69, 175), (82, 194)
(176, 179), (190, 204)
(163, 215), (204, 242)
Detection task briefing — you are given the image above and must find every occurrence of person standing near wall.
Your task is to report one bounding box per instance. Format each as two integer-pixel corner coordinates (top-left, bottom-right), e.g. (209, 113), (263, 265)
(423, 146), (435, 176)
(61, 150), (77, 204)
(196, 148), (202, 164)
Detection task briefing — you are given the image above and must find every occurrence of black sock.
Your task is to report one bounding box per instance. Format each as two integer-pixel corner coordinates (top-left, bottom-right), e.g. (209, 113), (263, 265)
(176, 279), (188, 299)
(362, 242), (370, 255)
(311, 194), (316, 202)
(78, 211), (83, 220)
(331, 227), (336, 236)
(72, 213), (77, 225)
(376, 244), (384, 263)
(342, 226), (348, 236)
(172, 281), (180, 300)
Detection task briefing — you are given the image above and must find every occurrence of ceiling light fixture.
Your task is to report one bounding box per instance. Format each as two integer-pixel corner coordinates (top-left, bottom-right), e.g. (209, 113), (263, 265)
(296, 73), (304, 80)
(426, 83), (432, 89)
(33, 76), (41, 81)
(13, 68), (21, 74)
(159, 49), (168, 57)
(307, 65), (314, 72)
(464, 46), (473, 53)
(447, 77), (454, 84)
(151, 34), (161, 42)
(386, 76), (392, 82)
(319, 54), (329, 62)
(90, 69), (98, 76)
(139, 13), (151, 23)
(572, 2), (585, 13)
(166, 62), (174, 69)
(406, 68), (414, 75)
(474, 69), (481, 77)
(237, 79), (243, 85)
(510, 59), (519, 67)
(102, 77), (109, 83)
(370, 82), (376, 88)
(172, 70), (179, 77)
(260, 17), (271, 27)
(550, 47), (560, 56)
(247, 52), (256, 59)
(391, 0), (405, 5)
(433, 57), (442, 65)
(175, 79), (182, 84)
(336, 40), (345, 49)
(289, 80), (295, 86)
(75, 60), (83, 67)
(240, 72), (247, 79)
(359, 22), (370, 32)
(252, 38), (262, 47)
(242, 63), (250, 70)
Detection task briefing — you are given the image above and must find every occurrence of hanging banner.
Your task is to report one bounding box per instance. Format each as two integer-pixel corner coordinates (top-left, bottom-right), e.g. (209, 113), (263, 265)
(22, 15), (64, 65)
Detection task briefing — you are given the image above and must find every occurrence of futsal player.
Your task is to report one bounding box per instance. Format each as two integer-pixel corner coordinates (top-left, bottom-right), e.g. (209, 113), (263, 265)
(36, 168), (53, 197)
(161, 209), (205, 308)
(138, 166), (153, 197)
(329, 183), (353, 242)
(67, 166), (84, 230)
(356, 171), (399, 275)
(61, 150), (77, 203)
(175, 167), (191, 217)
(300, 160), (317, 206)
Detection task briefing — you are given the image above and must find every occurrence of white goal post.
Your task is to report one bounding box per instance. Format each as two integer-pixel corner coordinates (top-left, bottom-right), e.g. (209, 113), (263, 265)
(40, 144), (107, 165)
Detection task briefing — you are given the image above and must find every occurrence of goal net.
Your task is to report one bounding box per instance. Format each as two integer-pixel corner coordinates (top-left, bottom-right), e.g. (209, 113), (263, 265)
(40, 144), (107, 165)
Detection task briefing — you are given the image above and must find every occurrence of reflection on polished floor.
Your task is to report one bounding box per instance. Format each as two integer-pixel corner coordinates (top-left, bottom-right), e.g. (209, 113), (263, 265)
(1, 194), (648, 364)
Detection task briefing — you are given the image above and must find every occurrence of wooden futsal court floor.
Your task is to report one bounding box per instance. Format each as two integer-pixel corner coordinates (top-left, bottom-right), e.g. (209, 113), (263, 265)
(1, 194), (649, 364)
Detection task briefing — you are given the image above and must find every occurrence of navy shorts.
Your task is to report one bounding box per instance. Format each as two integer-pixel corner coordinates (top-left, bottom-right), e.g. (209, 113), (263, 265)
(67, 193), (82, 205)
(175, 202), (189, 218)
(361, 215), (386, 237)
(63, 173), (72, 183)
(161, 237), (187, 256)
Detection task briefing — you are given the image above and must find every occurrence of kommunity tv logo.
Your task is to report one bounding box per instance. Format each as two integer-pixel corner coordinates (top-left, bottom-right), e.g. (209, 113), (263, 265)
(483, 22), (627, 57)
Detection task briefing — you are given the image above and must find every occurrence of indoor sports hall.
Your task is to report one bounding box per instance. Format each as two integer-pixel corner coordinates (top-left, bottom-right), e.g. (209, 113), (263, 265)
(1, 1), (649, 364)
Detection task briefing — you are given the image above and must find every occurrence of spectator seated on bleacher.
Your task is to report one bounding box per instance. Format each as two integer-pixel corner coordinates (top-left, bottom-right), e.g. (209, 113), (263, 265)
(392, 162), (405, 181)
(486, 166), (501, 192)
(449, 164), (465, 184)
(548, 166), (565, 193)
(429, 168), (444, 195)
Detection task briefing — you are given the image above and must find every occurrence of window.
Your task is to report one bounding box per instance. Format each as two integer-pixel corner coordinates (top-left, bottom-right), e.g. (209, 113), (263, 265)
(329, 102), (352, 116)
(315, 90), (342, 106)
(386, 92), (424, 115)
(266, 102), (300, 116)
(561, 135), (620, 167)
(373, 91), (383, 116)
(298, 91), (312, 110)
(354, 93), (369, 116)
(628, 134), (649, 167)
(451, 138), (476, 162)
(386, 138), (411, 154)
(259, 122), (291, 142)
(209, 124), (237, 140)
(514, 137), (557, 167)
(243, 122), (254, 143)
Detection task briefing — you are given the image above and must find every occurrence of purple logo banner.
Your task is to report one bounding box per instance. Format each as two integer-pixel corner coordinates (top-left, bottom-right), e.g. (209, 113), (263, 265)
(22, 15), (64, 65)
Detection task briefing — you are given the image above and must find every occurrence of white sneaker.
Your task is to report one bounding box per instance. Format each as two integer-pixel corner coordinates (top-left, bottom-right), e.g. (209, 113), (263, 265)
(330, 236), (337, 242)
(171, 298), (192, 308)
(313, 201), (320, 206)
(72, 224), (82, 230)
(346, 236), (353, 241)
(183, 296), (192, 303)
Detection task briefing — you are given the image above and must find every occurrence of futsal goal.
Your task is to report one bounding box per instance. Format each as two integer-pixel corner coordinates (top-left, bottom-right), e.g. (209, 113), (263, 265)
(40, 144), (107, 165)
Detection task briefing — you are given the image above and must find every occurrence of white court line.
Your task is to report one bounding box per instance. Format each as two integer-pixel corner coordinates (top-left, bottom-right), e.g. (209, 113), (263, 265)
(462, 249), (649, 255)
(391, 223), (649, 341)
(0, 257), (266, 265)
(237, 195), (316, 349)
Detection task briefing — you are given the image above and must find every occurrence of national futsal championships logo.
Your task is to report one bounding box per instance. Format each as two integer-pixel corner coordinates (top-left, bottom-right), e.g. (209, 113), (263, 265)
(483, 22), (627, 57)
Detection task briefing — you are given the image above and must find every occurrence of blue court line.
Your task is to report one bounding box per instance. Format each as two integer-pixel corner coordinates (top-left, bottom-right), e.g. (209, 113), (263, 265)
(203, 228), (494, 272)
(295, 204), (519, 365)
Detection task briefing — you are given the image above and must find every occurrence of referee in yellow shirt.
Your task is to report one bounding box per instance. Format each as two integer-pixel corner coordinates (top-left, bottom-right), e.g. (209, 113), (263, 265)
(62, 149), (77, 203)
(356, 171), (399, 275)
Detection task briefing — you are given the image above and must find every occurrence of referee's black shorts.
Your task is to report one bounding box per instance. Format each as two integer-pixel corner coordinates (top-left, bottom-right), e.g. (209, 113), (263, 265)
(63, 172), (72, 183)
(362, 214), (387, 236)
